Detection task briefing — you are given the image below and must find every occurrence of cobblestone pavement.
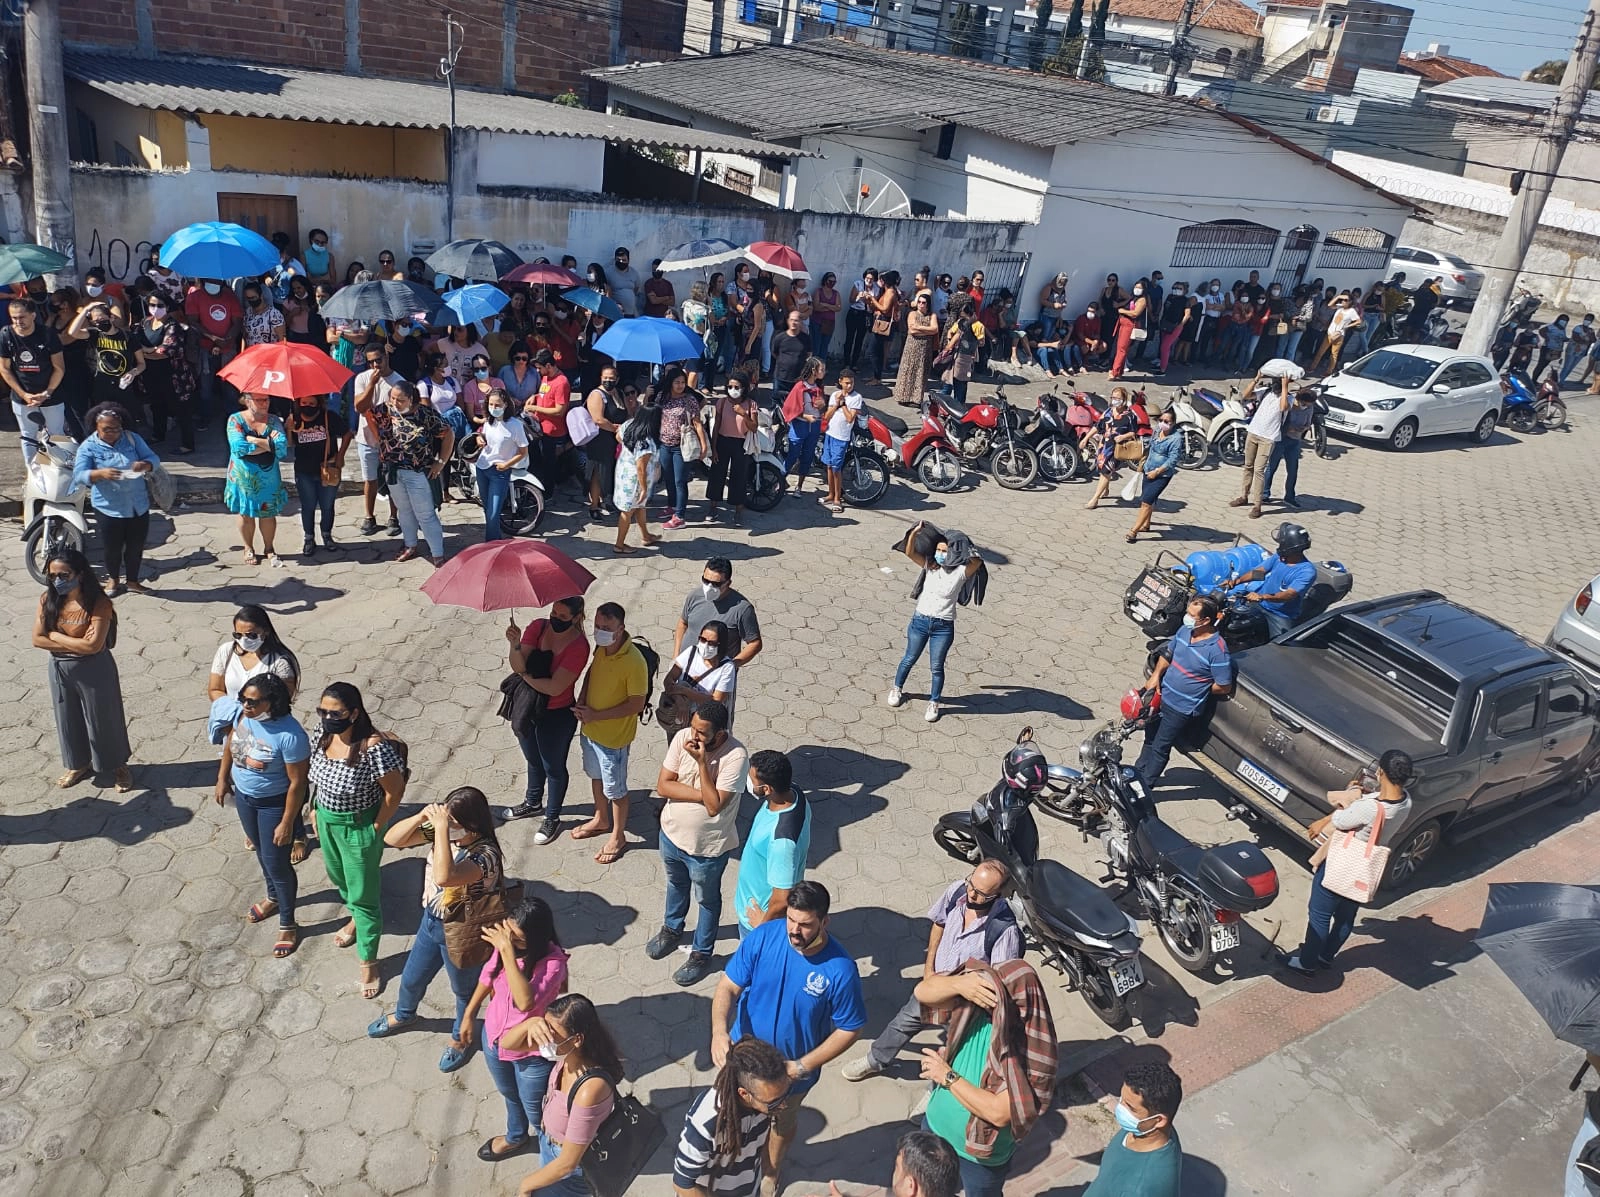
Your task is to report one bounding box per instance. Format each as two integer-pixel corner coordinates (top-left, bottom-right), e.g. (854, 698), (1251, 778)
(3, 365), (1598, 1197)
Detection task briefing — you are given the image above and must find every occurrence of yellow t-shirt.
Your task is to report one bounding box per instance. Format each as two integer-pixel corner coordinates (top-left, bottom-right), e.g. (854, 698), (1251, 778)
(582, 640), (648, 750)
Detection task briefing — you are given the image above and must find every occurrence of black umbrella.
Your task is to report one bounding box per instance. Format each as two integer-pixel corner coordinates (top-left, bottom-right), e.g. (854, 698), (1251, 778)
(319, 280), (445, 325)
(1477, 882), (1600, 1055)
(425, 238), (523, 284)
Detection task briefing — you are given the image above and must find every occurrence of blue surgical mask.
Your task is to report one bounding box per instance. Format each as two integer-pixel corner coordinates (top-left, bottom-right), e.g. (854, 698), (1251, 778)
(1182, 614), (1197, 629)
(1114, 1101), (1159, 1137)
(934, 550), (949, 566)
(396, 321), (411, 335)
(474, 369), (489, 381)
(51, 576), (78, 595)
(488, 405), (506, 420)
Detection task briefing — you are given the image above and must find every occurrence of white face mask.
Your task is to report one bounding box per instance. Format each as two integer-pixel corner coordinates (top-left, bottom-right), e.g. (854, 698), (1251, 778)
(728, 386), (743, 398)
(203, 282), (222, 295)
(698, 642), (717, 660)
(702, 581), (720, 600)
(1133, 287), (1144, 297)
(538, 1042), (562, 1062)
(86, 284), (104, 297)
(238, 633), (264, 653)
(593, 628), (616, 647)
(1211, 286), (1221, 294)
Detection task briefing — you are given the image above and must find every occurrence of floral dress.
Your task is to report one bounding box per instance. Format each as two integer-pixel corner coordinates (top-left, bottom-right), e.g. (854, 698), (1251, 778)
(613, 422), (659, 513)
(224, 411), (290, 517)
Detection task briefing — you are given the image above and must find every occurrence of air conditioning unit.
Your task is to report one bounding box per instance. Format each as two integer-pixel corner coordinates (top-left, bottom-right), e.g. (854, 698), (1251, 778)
(1141, 81), (1163, 93)
(1314, 106), (1338, 122)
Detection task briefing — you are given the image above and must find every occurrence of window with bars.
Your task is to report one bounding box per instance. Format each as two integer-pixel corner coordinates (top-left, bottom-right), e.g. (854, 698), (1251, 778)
(724, 168), (755, 195)
(1170, 220), (1280, 270)
(1318, 227), (1394, 271)
(758, 164), (783, 192)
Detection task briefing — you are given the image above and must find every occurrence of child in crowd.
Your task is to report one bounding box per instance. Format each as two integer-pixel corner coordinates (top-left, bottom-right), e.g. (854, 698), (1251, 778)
(820, 370), (862, 515)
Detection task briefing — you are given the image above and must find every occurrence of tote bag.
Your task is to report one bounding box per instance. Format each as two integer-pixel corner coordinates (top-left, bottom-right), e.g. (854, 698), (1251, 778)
(1322, 801), (1389, 903)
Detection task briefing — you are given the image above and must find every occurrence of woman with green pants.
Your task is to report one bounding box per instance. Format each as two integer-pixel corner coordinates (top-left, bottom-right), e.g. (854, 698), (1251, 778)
(308, 682), (406, 998)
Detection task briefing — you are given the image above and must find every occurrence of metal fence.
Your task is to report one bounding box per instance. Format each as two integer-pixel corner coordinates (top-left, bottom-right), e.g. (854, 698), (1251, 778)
(981, 250), (1032, 299)
(1317, 227), (1394, 272)
(1272, 225), (1319, 288)
(1170, 220), (1280, 271)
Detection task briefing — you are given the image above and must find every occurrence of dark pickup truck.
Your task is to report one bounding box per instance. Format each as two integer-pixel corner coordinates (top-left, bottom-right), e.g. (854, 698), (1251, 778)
(1189, 592), (1600, 888)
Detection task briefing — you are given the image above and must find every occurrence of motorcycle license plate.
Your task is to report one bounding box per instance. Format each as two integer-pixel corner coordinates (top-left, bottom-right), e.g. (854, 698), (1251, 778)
(1236, 758), (1291, 805)
(1210, 922), (1241, 953)
(1109, 958), (1144, 996)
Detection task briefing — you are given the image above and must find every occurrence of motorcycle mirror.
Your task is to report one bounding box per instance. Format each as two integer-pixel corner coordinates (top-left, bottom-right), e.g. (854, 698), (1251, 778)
(1016, 725), (1034, 745)
(25, 410), (46, 428)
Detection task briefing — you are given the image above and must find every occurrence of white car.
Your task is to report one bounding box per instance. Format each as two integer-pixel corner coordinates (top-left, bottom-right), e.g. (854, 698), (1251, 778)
(1389, 246), (1484, 306)
(1319, 345), (1501, 451)
(1549, 573), (1600, 684)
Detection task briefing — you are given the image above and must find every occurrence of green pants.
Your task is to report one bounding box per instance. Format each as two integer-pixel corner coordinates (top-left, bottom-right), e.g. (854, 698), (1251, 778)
(317, 804), (384, 961)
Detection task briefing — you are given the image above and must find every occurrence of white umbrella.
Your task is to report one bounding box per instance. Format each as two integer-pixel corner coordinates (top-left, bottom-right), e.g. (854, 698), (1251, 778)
(658, 238), (745, 272)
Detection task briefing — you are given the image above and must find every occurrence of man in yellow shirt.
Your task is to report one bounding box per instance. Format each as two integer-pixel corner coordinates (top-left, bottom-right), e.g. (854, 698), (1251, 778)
(573, 601), (649, 865)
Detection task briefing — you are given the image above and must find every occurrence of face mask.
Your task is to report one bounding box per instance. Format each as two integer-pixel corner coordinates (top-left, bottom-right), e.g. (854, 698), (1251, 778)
(702, 581), (721, 600)
(1182, 613), (1197, 628)
(1133, 288), (1144, 297)
(588, 273), (601, 283)
(93, 319), (112, 332)
(1114, 1102), (1159, 1138)
(538, 1041), (565, 1062)
(319, 712), (352, 735)
(934, 550), (949, 566)
(548, 615), (573, 633)
(51, 576), (77, 595)
(1211, 286), (1221, 294)
(149, 306), (167, 318)
(727, 386), (742, 398)
(1160, 423), (1175, 436)
(967, 893), (997, 912)
(86, 284), (104, 297)
(474, 368), (489, 381)
(298, 405), (318, 417)
(698, 641), (718, 660)
(488, 405), (506, 420)
(592, 628), (616, 647)
(201, 282), (221, 296)
(237, 633), (265, 653)
(1270, 288), (1281, 297)
(396, 321), (412, 335)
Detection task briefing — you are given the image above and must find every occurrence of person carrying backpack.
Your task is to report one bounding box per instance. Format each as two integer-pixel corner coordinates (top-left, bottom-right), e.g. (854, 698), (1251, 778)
(571, 602), (651, 866)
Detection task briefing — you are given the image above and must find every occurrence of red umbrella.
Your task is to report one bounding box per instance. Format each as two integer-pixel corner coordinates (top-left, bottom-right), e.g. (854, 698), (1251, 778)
(218, 343), (354, 399)
(745, 241), (809, 280)
(421, 539), (595, 613)
(502, 263), (584, 288)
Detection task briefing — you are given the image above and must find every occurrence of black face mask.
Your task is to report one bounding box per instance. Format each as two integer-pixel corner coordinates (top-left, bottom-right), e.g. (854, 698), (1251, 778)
(319, 712), (353, 735)
(967, 893), (998, 912)
(548, 615), (573, 633)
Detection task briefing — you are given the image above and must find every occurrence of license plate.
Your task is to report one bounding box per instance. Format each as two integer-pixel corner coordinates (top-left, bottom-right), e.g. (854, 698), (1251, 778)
(1108, 958), (1144, 996)
(1210, 922), (1241, 953)
(1324, 411), (1350, 427)
(1236, 758), (1291, 804)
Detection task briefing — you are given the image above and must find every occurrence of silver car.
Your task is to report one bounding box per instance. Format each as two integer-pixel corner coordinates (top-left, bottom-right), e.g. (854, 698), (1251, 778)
(1549, 573), (1600, 683)
(1388, 246), (1483, 307)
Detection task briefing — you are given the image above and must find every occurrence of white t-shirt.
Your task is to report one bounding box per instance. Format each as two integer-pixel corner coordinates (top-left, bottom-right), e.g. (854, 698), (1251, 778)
(827, 391), (862, 440)
(670, 645), (739, 718)
(1246, 391), (1286, 442)
(611, 265), (643, 316)
(1330, 306), (1364, 340)
(419, 375), (459, 416)
(356, 369), (403, 447)
(916, 563), (968, 620)
(477, 415), (528, 469)
(210, 640), (297, 699)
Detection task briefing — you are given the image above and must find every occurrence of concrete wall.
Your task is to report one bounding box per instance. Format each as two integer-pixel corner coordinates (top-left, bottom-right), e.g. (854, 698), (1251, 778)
(1262, 10), (1315, 60)
(475, 132), (605, 192)
(1400, 205), (1600, 315)
(68, 84), (189, 169)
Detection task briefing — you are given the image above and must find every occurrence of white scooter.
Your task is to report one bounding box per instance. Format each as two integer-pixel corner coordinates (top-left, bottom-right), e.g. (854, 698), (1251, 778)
(745, 406), (788, 513)
(451, 422), (546, 537)
(20, 409), (90, 583)
(1161, 385), (1254, 468)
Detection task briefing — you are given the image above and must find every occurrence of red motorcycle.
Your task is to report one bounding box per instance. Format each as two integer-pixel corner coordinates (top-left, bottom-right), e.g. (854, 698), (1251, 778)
(1066, 389), (1153, 473)
(900, 399), (964, 492)
(927, 388), (1039, 489)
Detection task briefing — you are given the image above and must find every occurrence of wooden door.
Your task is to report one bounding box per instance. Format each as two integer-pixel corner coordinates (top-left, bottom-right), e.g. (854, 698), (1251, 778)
(216, 193), (299, 255)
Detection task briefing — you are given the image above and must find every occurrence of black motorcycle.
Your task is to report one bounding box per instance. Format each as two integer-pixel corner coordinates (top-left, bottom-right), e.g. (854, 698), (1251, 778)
(934, 728), (1146, 1029)
(1035, 703), (1279, 973)
(1012, 393), (1082, 484)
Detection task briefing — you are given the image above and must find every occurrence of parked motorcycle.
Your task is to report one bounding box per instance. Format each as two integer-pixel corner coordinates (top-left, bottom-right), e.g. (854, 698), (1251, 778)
(1034, 695), (1279, 973)
(1016, 393), (1082, 483)
(842, 413), (893, 506)
(447, 423), (547, 535)
(1496, 284), (1543, 343)
(1419, 308), (1459, 348)
(1501, 369), (1567, 433)
(20, 410), (90, 583)
(900, 397), (964, 493)
(929, 387), (1038, 489)
(1159, 387), (1227, 470)
(934, 730), (1147, 1028)
(746, 408), (789, 511)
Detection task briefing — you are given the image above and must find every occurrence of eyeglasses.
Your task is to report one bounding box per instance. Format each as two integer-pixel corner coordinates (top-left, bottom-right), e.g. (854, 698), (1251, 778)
(379, 257), (394, 264)
(701, 576), (725, 587)
(239, 694), (268, 708)
(513, 355), (530, 362)
(231, 631), (261, 642)
(965, 875), (1002, 903)
(743, 1084), (793, 1113)
(698, 637), (720, 648)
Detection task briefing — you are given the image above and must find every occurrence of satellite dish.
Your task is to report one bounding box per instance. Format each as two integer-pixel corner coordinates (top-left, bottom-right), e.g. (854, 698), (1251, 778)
(811, 167), (913, 218)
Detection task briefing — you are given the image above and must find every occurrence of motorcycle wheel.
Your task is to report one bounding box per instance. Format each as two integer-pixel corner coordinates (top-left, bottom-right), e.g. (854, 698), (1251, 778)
(933, 824), (981, 865)
(991, 444), (1038, 490)
(1541, 400), (1568, 430)
(500, 479), (545, 538)
(1078, 958), (1132, 1030)
(1216, 425), (1248, 467)
(916, 447), (962, 493)
(1177, 426), (1209, 470)
(1158, 897), (1218, 974)
(841, 450), (890, 506)
(1506, 407), (1536, 433)
(25, 517), (85, 585)
(1312, 421), (1329, 459)
(745, 461), (786, 512)
(1036, 436), (1082, 484)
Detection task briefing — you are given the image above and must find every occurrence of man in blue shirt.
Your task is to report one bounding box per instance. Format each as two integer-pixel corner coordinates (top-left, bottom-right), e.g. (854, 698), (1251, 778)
(1135, 594), (1235, 790)
(1229, 521), (1317, 637)
(712, 880), (866, 1194)
(735, 749), (812, 934)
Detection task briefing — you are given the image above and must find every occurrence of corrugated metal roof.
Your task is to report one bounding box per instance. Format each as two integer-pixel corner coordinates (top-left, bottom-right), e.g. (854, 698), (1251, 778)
(1425, 75), (1600, 121)
(63, 51), (807, 159)
(591, 38), (1210, 147)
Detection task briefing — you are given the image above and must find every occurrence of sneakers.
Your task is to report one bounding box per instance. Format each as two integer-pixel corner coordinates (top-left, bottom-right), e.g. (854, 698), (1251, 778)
(1277, 950), (1316, 976)
(1228, 497), (1249, 508)
(663, 514), (686, 530)
(386, 519), (401, 537)
(925, 701), (940, 723)
(502, 802), (539, 823)
(532, 816), (560, 844)
(673, 952), (714, 986)
(322, 535), (338, 551)
(302, 539), (316, 557)
(1284, 496), (1302, 509)
(359, 517), (378, 535)
(646, 927), (683, 960)
(886, 686), (904, 708)
(841, 1056), (882, 1082)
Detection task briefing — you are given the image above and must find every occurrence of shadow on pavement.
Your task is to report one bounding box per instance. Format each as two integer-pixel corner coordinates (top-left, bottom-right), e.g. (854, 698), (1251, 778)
(147, 575), (348, 610)
(940, 685), (1092, 723)
(0, 785), (195, 845)
(769, 745), (903, 867)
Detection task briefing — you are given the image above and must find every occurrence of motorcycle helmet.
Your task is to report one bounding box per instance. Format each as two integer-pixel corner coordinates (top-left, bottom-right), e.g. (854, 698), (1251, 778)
(1000, 742), (1048, 797)
(1274, 521), (1311, 554)
(1120, 687), (1161, 723)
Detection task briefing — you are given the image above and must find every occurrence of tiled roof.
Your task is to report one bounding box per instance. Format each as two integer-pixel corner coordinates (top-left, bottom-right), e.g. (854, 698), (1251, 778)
(1262, 0), (1322, 8)
(1109, 0), (1262, 38)
(1397, 51), (1505, 86)
(62, 50), (807, 159)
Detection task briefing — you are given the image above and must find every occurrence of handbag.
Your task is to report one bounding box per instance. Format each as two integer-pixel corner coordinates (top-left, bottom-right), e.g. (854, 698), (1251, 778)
(1321, 800), (1389, 904)
(680, 418), (707, 465)
(1128, 327), (1149, 342)
(145, 462), (178, 512)
(319, 415), (342, 488)
(571, 1070), (666, 1197)
(442, 874), (523, 970)
(871, 315), (892, 337)
(1113, 437), (1144, 463)
(1273, 320), (1290, 336)
(567, 403), (600, 447)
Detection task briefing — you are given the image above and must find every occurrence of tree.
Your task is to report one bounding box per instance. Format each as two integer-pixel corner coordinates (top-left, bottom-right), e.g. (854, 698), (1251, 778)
(1524, 58), (1600, 86)
(1028, 0), (1055, 71)
(1064, 0), (1085, 40)
(947, 2), (983, 57)
(1089, 0), (1112, 42)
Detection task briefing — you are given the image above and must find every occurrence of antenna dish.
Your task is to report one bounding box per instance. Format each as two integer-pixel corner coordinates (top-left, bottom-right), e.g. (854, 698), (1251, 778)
(811, 167), (913, 218)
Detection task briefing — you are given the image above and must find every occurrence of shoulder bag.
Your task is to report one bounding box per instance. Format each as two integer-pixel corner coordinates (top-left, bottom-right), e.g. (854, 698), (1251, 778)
(1321, 800), (1388, 904)
(440, 845), (523, 969)
(145, 461), (178, 513)
(319, 414), (342, 488)
(567, 402), (600, 446)
(570, 1069), (666, 1197)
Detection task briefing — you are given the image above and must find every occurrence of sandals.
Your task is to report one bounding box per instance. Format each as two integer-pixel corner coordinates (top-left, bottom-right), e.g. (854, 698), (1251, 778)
(360, 962), (381, 1000)
(56, 768), (92, 789)
(273, 927), (300, 958)
(113, 766), (134, 793)
(240, 549), (259, 566)
(595, 842), (628, 865)
(334, 922), (358, 949)
(247, 900), (279, 923)
(289, 838), (309, 865)
(1126, 533), (1139, 544)
(612, 544), (637, 556)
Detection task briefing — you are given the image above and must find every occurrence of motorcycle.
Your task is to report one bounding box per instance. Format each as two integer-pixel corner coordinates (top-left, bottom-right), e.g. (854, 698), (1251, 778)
(746, 407), (789, 512)
(1496, 284), (1543, 342)
(934, 728), (1147, 1028)
(1034, 694), (1280, 973)
(447, 422), (547, 536)
(900, 397), (964, 493)
(1420, 308), (1459, 348)
(20, 410), (91, 583)
(842, 413), (893, 506)
(929, 387), (1038, 489)
(1501, 369), (1567, 433)
(1016, 393), (1082, 484)
(1159, 387), (1227, 470)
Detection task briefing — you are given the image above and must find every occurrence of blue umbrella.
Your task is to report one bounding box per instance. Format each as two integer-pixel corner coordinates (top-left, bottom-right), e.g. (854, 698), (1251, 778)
(593, 317), (707, 365)
(561, 286), (623, 321)
(442, 283), (509, 326)
(159, 222), (279, 279)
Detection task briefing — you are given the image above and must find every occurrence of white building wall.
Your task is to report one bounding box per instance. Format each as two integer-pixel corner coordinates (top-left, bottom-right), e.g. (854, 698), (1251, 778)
(1106, 14), (1259, 57)
(1263, 11), (1316, 59)
(475, 132), (604, 192)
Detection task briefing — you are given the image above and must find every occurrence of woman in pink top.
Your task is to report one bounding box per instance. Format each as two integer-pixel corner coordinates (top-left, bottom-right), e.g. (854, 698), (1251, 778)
(463, 897), (570, 1163)
(501, 993), (621, 1196)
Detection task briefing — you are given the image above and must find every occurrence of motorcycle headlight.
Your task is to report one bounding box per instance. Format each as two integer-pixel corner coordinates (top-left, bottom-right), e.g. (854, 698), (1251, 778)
(1369, 398), (1403, 411)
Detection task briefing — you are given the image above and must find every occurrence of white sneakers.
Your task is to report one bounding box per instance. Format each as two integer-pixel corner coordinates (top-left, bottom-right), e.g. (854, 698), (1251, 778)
(886, 687), (940, 721)
(840, 1056), (881, 1082)
(886, 686), (903, 707)
(925, 701), (940, 722)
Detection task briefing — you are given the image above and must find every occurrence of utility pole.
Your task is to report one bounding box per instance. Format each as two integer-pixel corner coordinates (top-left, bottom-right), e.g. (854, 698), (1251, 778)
(1164, 0), (1197, 97)
(1460, 0), (1600, 355)
(23, 0), (77, 282)
(440, 10), (462, 243)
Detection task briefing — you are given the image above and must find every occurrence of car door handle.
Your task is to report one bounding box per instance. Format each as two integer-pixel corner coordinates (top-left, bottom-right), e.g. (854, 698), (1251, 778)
(1545, 737), (1559, 747)
(1269, 709), (1304, 733)
(1487, 750), (1503, 763)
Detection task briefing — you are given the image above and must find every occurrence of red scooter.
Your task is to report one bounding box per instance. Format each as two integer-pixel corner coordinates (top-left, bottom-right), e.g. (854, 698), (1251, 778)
(1064, 389), (1153, 474)
(900, 398), (964, 492)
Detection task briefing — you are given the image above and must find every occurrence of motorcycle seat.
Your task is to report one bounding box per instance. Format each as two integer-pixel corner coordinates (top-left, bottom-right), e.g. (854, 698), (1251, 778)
(1134, 817), (1204, 875)
(1191, 390), (1225, 418)
(935, 394), (975, 416)
(1030, 858), (1133, 940)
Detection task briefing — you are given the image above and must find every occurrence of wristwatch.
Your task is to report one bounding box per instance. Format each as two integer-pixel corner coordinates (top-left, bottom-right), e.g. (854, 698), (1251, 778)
(942, 1067), (959, 1089)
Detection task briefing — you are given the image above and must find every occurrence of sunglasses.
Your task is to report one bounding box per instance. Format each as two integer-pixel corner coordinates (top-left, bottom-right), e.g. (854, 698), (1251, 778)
(240, 694), (268, 708)
(698, 637), (721, 648)
(513, 355), (530, 362)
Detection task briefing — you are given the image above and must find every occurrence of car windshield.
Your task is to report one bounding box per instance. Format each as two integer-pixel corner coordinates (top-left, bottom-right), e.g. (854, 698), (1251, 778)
(1342, 350), (1436, 390)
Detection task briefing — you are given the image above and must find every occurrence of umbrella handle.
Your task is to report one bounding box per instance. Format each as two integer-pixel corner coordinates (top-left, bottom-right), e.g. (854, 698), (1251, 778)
(1573, 1059), (1593, 1091)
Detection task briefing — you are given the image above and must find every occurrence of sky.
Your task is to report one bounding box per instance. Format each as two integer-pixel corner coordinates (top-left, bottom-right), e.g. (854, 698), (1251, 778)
(1391, 0), (1589, 77)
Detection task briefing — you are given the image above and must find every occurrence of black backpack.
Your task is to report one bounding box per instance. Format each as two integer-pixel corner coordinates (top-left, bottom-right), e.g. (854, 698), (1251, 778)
(631, 635), (661, 724)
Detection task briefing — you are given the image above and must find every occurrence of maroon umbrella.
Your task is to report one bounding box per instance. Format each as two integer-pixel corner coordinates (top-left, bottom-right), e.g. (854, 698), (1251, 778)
(421, 539), (594, 613)
(502, 263), (584, 288)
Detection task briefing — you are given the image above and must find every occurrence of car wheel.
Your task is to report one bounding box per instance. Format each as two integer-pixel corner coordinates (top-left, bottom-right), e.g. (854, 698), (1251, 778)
(1386, 418), (1419, 452)
(1469, 410), (1497, 443)
(1381, 818), (1441, 891)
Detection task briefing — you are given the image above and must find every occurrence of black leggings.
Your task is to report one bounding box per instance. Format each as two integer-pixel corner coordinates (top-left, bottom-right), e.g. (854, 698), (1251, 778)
(141, 363), (194, 451)
(843, 310), (870, 368)
(100, 511), (150, 584)
(706, 434), (750, 506)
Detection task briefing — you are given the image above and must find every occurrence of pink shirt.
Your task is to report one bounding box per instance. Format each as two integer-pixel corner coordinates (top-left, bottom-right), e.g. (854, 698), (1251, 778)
(479, 945), (569, 1061)
(542, 1066), (615, 1145)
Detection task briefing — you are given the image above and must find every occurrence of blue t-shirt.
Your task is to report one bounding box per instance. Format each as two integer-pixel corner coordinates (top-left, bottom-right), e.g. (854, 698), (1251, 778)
(726, 920), (866, 1093)
(1256, 553), (1317, 620)
(735, 788), (812, 930)
(228, 713), (311, 800)
(1159, 627), (1233, 716)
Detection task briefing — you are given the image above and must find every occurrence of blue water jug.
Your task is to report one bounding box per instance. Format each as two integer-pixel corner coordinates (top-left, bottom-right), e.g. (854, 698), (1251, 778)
(1184, 550), (1232, 594)
(1223, 543), (1268, 579)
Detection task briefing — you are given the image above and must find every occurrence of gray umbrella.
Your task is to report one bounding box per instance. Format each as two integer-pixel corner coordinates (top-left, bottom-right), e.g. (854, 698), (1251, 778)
(319, 280), (445, 325)
(425, 238), (524, 284)
(1477, 882), (1600, 1055)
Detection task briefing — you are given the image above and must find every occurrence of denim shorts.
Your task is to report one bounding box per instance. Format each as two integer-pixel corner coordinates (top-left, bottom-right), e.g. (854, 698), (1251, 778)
(820, 434), (848, 470)
(581, 736), (630, 799)
(356, 441), (382, 483)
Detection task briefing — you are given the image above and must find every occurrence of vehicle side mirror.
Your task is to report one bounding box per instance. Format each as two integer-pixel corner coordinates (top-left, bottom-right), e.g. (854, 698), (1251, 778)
(1430, 383), (1450, 395)
(25, 410), (46, 427)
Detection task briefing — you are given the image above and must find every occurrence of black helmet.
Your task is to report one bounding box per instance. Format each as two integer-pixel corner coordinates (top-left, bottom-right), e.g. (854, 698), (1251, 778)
(1275, 522), (1311, 553)
(1001, 742), (1048, 796)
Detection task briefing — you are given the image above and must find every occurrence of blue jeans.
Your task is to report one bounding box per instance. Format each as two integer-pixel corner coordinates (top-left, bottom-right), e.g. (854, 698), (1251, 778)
(809, 318), (833, 361)
(515, 706), (579, 820)
(390, 466), (445, 557)
(920, 1116), (1010, 1197)
(234, 790), (297, 928)
(894, 612), (956, 702)
(483, 1040), (554, 1147)
(1562, 342), (1587, 380)
(1282, 328), (1305, 363)
(659, 446), (691, 516)
(784, 418), (821, 478)
(1265, 436), (1302, 500)
(1035, 346), (1064, 374)
(477, 464), (511, 541)
(661, 834), (731, 956)
(1344, 327), (1368, 361)
(1239, 331), (1261, 372)
(1040, 312), (1060, 340)
(394, 908), (478, 1036)
(529, 1128), (590, 1196)
(1133, 704), (1206, 790)
(294, 471), (337, 541)
(1295, 862), (1359, 970)
(1219, 322), (1248, 369)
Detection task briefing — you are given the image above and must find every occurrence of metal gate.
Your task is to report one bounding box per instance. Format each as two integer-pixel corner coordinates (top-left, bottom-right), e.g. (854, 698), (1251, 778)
(981, 250), (1031, 300)
(1272, 224), (1318, 288)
